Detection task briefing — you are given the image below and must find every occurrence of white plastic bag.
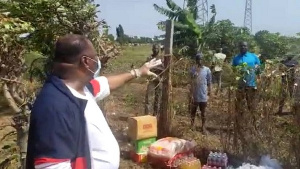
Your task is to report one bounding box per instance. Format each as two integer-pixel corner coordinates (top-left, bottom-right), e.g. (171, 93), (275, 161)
(148, 137), (197, 160)
(237, 155), (282, 169)
(259, 155), (282, 169)
(237, 163), (272, 169)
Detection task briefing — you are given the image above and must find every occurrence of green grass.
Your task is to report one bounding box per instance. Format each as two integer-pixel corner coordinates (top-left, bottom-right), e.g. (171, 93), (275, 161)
(104, 45), (151, 74)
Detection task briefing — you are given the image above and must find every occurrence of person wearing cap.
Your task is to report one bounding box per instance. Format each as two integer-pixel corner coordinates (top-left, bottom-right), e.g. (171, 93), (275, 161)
(189, 53), (212, 133)
(144, 44), (164, 115)
(278, 55), (299, 114)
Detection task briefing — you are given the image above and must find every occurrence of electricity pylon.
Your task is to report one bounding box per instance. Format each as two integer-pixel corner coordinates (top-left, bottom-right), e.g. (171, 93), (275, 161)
(244, 0), (252, 32)
(198, 0), (209, 25)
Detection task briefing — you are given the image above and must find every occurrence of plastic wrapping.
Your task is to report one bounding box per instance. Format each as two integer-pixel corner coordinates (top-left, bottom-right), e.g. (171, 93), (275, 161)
(259, 155), (282, 169)
(148, 137), (197, 160)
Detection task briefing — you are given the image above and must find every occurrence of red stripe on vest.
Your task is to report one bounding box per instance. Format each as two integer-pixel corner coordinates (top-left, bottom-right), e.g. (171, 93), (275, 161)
(90, 79), (100, 96)
(71, 157), (87, 169)
(34, 158), (69, 165)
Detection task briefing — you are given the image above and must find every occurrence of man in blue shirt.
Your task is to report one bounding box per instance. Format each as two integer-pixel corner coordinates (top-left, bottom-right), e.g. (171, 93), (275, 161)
(232, 41), (260, 112)
(189, 53), (212, 134)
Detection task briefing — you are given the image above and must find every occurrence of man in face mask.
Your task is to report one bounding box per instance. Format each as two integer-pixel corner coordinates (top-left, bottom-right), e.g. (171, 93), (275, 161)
(26, 34), (162, 169)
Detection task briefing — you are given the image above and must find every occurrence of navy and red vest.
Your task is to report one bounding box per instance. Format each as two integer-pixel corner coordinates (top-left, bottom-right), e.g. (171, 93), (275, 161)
(26, 75), (94, 169)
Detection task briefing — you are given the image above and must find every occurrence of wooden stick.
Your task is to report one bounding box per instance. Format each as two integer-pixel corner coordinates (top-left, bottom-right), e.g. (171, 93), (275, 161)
(158, 20), (174, 138)
(2, 83), (21, 113)
(0, 78), (23, 84)
(10, 83), (24, 105)
(1, 131), (17, 141)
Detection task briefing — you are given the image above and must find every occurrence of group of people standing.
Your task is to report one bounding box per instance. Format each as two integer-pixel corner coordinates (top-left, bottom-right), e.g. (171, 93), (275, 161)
(145, 41), (298, 134)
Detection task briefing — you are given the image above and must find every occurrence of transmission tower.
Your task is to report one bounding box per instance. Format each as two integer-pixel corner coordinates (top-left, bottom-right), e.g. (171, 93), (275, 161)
(244, 0), (252, 32)
(198, 0), (209, 25)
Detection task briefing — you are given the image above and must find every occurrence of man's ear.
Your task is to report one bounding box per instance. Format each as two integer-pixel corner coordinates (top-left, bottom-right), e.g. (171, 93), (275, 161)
(80, 56), (88, 67)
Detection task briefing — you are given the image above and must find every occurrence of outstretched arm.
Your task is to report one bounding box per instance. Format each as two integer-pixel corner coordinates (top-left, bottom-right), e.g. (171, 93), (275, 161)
(106, 72), (136, 91)
(106, 59), (162, 91)
(88, 58), (163, 101)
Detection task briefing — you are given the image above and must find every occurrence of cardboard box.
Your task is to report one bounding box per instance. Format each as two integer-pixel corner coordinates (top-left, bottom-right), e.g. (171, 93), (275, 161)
(130, 151), (147, 163)
(128, 115), (157, 140)
(131, 137), (156, 154)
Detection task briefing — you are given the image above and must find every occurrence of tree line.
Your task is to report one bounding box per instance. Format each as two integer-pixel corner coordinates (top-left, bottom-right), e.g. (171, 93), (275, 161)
(115, 24), (156, 45)
(154, 0), (300, 60)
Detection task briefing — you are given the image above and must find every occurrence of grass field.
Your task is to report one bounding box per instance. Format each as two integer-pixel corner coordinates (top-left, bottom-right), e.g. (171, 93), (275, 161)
(104, 45), (151, 74)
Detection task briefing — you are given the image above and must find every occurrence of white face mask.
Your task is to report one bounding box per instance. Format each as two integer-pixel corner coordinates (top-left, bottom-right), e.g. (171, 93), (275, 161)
(85, 57), (101, 78)
(93, 58), (101, 78)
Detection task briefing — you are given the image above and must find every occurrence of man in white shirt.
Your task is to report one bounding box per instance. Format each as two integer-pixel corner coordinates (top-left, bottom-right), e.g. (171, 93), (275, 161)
(211, 48), (226, 94)
(26, 34), (162, 169)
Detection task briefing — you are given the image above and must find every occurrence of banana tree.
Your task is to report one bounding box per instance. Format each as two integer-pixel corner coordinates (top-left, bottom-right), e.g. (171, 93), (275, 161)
(154, 0), (216, 56)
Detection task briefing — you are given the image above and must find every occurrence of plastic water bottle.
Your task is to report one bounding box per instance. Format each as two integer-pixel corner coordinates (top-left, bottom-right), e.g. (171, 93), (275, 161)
(216, 153), (221, 166)
(212, 153), (217, 166)
(207, 151), (213, 166)
(223, 153), (228, 167)
(210, 153), (214, 166)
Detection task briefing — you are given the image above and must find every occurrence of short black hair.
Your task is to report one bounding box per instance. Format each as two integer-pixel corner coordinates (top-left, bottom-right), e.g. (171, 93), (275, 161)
(239, 41), (248, 46)
(152, 43), (160, 48)
(195, 53), (203, 60)
(54, 34), (89, 64)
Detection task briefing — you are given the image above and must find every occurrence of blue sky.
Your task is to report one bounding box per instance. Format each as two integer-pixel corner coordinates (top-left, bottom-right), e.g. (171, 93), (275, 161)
(96, 0), (300, 37)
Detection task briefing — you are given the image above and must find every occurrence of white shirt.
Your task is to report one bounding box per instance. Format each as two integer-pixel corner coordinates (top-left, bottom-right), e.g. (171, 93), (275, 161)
(212, 53), (226, 72)
(67, 77), (120, 169)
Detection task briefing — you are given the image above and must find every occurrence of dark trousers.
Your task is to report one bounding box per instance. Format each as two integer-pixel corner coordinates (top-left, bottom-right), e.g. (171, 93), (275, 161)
(234, 87), (257, 137)
(145, 80), (161, 116)
(234, 87), (258, 150)
(213, 71), (222, 87)
(278, 80), (294, 114)
(190, 101), (207, 128)
(235, 87), (257, 114)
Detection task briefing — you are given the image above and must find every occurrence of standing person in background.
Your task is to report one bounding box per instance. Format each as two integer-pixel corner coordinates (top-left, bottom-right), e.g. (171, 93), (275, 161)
(189, 53), (212, 134)
(144, 44), (164, 115)
(232, 41), (260, 115)
(160, 45), (164, 54)
(211, 48), (226, 95)
(278, 55), (299, 114)
(256, 53), (270, 102)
